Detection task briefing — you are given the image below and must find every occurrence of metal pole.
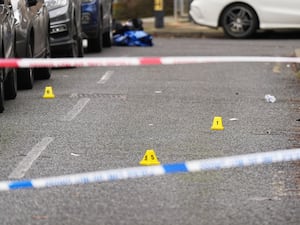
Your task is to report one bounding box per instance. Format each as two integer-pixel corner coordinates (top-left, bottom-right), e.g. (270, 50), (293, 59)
(180, 0), (184, 16)
(174, 0), (178, 21)
(154, 0), (164, 28)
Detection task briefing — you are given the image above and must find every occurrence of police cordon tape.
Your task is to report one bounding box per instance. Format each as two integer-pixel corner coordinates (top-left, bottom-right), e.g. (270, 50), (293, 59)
(0, 148), (300, 191)
(0, 56), (300, 68)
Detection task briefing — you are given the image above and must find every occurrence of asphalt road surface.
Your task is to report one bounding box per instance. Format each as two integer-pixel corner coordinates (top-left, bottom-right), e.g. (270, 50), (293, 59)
(0, 37), (300, 225)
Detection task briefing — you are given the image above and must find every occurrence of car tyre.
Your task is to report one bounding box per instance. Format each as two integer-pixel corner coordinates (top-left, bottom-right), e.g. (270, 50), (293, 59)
(18, 41), (34, 89)
(34, 37), (51, 80)
(65, 20), (80, 57)
(88, 15), (103, 52)
(103, 13), (112, 47)
(4, 68), (17, 100)
(0, 73), (4, 113)
(221, 4), (258, 39)
(77, 34), (84, 57)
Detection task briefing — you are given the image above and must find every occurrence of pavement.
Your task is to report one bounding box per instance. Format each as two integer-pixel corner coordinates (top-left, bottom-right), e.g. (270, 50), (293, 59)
(142, 16), (224, 38)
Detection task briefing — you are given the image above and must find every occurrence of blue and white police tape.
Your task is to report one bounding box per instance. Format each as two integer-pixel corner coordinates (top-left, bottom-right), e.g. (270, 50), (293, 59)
(1, 148), (300, 191)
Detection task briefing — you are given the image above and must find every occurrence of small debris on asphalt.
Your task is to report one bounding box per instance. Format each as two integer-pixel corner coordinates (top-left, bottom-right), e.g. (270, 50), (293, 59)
(265, 94), (276, 103)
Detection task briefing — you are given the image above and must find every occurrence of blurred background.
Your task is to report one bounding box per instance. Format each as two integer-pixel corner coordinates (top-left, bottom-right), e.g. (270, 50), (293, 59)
(113, 0), (190, 20)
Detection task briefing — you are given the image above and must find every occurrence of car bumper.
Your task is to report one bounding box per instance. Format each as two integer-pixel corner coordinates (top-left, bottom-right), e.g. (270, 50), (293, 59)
(48, 5), (75, 49)
(189, 1), (221, 28)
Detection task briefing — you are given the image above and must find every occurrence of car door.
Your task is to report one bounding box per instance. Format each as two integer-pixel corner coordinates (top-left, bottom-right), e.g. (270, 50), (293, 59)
(27, 0), (46, 57)
(0, 0), (9, 79)
(75, 0), (82, 41)
(36, 0), (49, 57)
(257, 0), (300, 28)
(2, 0), (15, 59)
(2, 0), (15, 76)
(102, 0), (112, 29)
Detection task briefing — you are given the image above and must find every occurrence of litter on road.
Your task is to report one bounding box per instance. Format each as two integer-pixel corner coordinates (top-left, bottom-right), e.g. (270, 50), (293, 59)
(265, 94), (276, 103)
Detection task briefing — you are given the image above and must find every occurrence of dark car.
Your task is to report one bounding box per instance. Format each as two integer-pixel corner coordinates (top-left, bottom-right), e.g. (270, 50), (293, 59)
(81, 0), (113, 53)
(45, 0), (83, 57)
(12, 0), (51, 90)
(0, 0), (17, 113)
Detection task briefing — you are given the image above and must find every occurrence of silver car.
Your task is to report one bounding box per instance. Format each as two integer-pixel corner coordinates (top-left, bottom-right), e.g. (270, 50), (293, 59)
(0, 0), (17, 113)
(12, 0), (51, 89)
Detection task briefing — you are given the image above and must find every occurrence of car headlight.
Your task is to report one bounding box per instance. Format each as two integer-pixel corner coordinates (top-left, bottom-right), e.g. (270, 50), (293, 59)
(44, 0), (68, 10)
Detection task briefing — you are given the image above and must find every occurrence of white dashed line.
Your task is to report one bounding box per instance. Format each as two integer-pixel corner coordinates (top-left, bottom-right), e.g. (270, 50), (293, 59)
(8, 137), (54, 179)
(70, 93), (78, 98)
(97, 70), (114, 84)
(61, 98), (90, 122)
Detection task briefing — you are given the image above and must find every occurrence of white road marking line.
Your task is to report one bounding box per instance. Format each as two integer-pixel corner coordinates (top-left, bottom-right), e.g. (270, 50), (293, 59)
(97, 70), (114, 84)
(61, 98), (90, 122)
(8, 137), (54, 179)
(70, 93), (78, 98)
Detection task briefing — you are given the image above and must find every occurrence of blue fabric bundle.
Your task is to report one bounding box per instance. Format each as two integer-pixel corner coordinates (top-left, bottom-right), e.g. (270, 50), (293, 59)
(113, 30), (153, 47)
(113, 19), (153, 47)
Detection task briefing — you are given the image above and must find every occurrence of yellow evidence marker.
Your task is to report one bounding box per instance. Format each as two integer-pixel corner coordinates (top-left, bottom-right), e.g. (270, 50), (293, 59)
(43, 86), (55, 99)
(211, 116), (224, 131)
(139, 149), (160, 166)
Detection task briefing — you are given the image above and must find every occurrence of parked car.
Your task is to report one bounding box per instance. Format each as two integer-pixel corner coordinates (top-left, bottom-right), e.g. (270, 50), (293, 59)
(81, 0), (113, 53)
(45, 0), (83, 57)
(189, 0), (300, 38)
(0, 0), (17, 113)
(12, 0), (51, 89)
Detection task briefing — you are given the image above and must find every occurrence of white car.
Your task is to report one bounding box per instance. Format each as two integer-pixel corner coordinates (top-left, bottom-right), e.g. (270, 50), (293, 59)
(189, 0), (300, 38)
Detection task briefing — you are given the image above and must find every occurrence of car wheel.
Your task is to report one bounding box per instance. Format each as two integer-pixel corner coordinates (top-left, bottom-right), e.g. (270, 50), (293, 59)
(70, 37), (79, 58)
(77, 34), (84, 58)
(71, 39), (79, 58)
(65, 20), (79, 57)
(88, 16), (103, 52)
(4, 68), (17, 100)
(221, 4), (258, 38)
(103, 13), (112, 47)
(34, 37), (51, 80)
(0, 73), (4, 113)
(18, 41), (34, 89)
